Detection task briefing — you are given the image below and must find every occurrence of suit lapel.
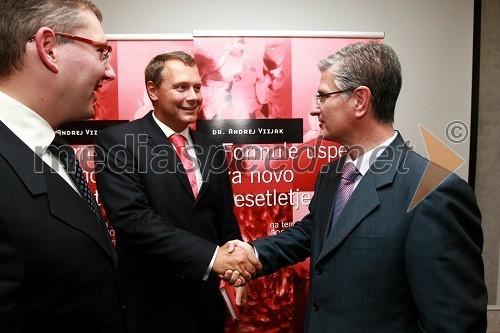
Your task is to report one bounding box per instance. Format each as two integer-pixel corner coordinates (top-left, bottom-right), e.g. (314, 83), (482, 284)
(45, 171), (113, 257)
(141, 112), (195, 199)
(316, 160), (343, 251)
(0, 122), (47, 196)
(318, 174), (380, 261)
(0, 122), (113, 259)
(317, 134), (407, 263)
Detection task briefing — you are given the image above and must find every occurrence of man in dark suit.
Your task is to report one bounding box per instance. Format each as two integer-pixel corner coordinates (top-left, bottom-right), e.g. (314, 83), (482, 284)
(0, 1), (126, 332)
(94, 51), (261, 333)
(227, 41), (487, 332)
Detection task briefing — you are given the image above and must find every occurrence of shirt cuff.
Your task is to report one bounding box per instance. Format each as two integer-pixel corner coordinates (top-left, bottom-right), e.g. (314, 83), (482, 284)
(252, 245), (259, 260)
(203, 246), (219, 281)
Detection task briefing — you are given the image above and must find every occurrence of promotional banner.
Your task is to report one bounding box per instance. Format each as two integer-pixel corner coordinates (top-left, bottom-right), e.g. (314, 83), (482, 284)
(63, 34), (380, 333)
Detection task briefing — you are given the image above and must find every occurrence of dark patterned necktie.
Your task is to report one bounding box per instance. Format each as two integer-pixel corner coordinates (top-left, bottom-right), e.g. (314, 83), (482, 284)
(329, 162), (360, 233)
(47, 135), (104, 226)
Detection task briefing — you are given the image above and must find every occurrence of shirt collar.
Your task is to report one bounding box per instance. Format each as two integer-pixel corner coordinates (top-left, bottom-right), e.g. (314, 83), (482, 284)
(346, 131), (398, 176)
(152, 111), (193, 144)
(0, 91), (55, 156)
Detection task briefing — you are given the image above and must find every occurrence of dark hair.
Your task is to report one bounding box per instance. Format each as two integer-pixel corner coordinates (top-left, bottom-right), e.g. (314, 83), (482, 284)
(318, 40), (402, 123)
(0, 0), (102, 77)
(144, 51), (197, 88)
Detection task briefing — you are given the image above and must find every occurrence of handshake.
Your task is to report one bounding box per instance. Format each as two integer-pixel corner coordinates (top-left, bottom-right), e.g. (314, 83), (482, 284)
(213, 240), (261, 286)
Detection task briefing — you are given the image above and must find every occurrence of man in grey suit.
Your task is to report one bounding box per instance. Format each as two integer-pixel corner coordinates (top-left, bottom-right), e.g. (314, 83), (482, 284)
(0, 1), (125, 332)
(227, 41), (487, 332)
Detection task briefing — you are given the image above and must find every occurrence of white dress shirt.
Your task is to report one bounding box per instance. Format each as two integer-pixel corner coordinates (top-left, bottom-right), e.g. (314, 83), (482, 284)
(346, 131), (398, 189)
(0, 90), (80, 193)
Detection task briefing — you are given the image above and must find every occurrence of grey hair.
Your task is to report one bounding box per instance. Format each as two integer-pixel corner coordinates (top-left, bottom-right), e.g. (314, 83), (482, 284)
(318, 41), (402, 123)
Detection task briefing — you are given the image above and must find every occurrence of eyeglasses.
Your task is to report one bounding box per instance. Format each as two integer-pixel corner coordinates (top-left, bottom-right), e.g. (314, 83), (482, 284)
(54, 32), (112, 63)
(315, 89), (353, 105)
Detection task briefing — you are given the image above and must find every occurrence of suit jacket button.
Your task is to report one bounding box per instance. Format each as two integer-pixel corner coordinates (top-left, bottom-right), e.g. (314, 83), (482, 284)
(312, 302), (319, 311)
(315, 266), (323, 274)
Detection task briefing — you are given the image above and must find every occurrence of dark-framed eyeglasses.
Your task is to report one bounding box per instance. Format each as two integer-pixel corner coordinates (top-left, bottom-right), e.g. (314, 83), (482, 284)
(315, 89), (354, 105)
(54, 32), (112, 63)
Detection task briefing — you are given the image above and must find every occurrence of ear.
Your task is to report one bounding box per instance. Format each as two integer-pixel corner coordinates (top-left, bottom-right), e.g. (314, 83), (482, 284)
(34, 28), (59, 73)
(146, 81), (159, 102)
(352, 86), (371, 119)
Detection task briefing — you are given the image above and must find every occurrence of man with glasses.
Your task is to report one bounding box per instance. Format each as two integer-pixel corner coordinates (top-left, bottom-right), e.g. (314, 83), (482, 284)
(226, 41), (487, 333)
(0, 1), (125, 332)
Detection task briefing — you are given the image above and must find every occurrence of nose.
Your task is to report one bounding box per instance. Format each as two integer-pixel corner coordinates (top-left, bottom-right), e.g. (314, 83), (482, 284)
(185, 87), (202, 102)
(310, 102), (320, 117)
(104, 61), (116, 81)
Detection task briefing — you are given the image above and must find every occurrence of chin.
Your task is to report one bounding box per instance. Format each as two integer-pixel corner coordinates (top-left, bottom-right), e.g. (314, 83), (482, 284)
(320, 130), (332, 141)
(76, 110), (95, 122)
(184, 116), (198, 124)
(83, 112), (95, 120)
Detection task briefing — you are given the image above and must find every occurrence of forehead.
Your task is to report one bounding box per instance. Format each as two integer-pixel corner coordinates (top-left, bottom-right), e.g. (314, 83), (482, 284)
(318, 70), (336, 90)
(162, 60), (201, 83)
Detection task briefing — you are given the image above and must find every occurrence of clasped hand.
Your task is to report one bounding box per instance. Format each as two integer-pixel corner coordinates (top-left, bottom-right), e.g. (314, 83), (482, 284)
(213, 240), (261, 287)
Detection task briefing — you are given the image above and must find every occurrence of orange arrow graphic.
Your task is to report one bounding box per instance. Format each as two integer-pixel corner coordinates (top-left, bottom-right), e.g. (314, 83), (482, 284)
(408, 124), (465, 211)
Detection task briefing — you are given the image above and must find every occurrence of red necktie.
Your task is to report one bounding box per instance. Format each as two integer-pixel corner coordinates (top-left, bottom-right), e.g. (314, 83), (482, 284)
(169, 134), (199, 198)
